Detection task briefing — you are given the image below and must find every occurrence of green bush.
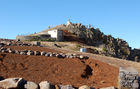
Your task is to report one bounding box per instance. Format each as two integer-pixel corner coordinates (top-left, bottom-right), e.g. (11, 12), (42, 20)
(76, 44), (81, 48)
(121, 48), (128, 55)
(102, 47), (107, 52)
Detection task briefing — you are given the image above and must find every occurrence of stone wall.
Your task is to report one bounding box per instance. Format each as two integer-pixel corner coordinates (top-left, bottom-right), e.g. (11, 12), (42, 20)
(119, 67), (139, 89)
(16, 35), (40, 41)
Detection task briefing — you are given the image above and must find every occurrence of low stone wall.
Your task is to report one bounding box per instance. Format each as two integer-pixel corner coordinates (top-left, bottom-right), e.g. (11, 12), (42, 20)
(0, 47), (89, 59)
(16, 35), (40, 41)
(119, 67), (139, 89)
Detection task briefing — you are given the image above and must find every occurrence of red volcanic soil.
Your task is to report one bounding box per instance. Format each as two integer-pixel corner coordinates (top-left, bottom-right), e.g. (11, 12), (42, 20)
(0, 46), (119, 89)
(5, 45), (61, 53)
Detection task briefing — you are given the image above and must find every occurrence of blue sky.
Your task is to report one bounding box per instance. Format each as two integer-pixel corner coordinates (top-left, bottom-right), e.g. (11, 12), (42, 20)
(0, 0), (140, 48)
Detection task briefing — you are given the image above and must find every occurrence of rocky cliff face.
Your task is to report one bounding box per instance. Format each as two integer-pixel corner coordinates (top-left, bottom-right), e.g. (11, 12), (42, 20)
(42, 22), (139, 61)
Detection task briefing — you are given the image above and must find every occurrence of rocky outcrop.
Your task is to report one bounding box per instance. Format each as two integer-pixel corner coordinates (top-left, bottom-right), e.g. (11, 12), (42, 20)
(63, 24), (132, 60)
(44, 23), (139, 61)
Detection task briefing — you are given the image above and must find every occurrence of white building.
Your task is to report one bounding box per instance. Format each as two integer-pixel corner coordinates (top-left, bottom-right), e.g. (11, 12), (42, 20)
(66, 19), (72, 26)
(47, 29), (63, 41)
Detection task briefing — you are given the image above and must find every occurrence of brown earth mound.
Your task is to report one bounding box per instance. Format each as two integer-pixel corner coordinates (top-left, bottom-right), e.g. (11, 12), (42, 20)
(0, 46), (119, 89)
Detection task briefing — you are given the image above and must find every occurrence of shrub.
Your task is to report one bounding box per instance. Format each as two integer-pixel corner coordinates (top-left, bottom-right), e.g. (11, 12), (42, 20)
(121, 48), (128, 55)
(102, 47), (107, 52)
(76, 44), (81, 48)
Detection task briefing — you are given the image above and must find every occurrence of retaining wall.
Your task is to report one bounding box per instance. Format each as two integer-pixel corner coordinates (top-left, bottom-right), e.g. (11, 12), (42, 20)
(119, 67), (139, 89)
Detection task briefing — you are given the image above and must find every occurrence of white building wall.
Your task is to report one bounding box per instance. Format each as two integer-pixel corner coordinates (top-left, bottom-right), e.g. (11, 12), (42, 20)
(48, 29), (58, 39)
(47, 29), (63, 41)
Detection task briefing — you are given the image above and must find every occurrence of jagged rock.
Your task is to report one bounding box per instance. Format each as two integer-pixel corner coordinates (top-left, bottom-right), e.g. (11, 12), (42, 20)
(99, 86), (115, 89)
(0, 78), (26, 89)
(79, 85), (90, 89)
(24, 81), (39, 89)
(39, 81), (50, 89)
(41, 51), (46, 56)
(60, 85), (75, 89)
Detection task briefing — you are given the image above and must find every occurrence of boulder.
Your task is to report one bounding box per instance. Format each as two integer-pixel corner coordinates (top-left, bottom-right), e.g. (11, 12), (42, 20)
(24, 81), (39, 89)
(6, 42), (11, 46)
(84, 56), (89, 59)
(1, 50), (8, 53)
(56, 54), (63, 58)
(99, 86), (115, 89)
(60, 85), (74, 89)
(27, 50), (34, 55)
(52, 53), (57, 57)
(0, 78), (26, 89)
(15, 50), (20, 54)
(34, 51), (41, 56)
(69, 55), (74, 58)
(8, 49), (15, 53)
(41, 51), (46, 56)
(62, 54), (66, 58)
(132, 82), (139, 89)
(55, 85), (59, 89)
(79, 55), (84, 59)
(45, 53), (50, 57)
(79, 85), (90, 89)
(39, 81), (50, 89)
(49, 53), (53, 57)
(0, 47), (7, 51)
(20, 51), (27, 55)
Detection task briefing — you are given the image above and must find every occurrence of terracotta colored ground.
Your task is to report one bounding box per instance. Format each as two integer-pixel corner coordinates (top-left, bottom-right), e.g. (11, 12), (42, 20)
(0, 46), (119, 89)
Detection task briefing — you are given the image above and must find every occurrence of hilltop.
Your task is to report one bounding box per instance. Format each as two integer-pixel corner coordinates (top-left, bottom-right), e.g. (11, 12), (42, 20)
(16, 20), (140, 62)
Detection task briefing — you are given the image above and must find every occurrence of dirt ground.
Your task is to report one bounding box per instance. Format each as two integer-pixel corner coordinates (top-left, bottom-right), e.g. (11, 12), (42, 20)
(0, 46), (119, 89)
